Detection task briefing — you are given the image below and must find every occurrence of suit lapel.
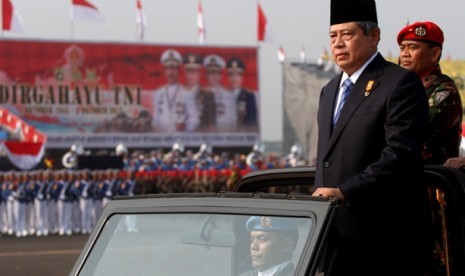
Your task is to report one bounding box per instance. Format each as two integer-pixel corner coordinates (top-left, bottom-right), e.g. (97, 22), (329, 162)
(321, 75), (342, 141)
(326, 54), (385, 155)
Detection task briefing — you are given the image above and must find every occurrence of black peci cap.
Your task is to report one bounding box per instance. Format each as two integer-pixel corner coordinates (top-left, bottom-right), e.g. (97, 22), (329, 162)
(330, 0), (377, 25)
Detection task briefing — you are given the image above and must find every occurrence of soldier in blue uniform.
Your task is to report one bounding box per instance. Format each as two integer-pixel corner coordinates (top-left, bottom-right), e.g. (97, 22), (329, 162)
(14, 172), (28, 237)
(34, 170), (49, 236)
(92, 170), (105, 226)
(226, 57), (258, 131)
(47, 171), (62, 235)
(25, 171), (38, 236)
(72, 169), (93, 234)
(116, 171), (138, 233)
(2, 172), (15, 235)
(239, 216), (299, 276)
(57, 170), (73, 236)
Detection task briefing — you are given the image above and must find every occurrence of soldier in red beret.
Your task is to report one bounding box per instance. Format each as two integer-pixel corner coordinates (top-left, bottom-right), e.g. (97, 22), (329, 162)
(398, 21), (463, 165)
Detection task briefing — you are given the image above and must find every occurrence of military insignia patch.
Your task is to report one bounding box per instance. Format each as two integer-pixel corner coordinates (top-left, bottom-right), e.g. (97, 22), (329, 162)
(415, 26), (427, 37)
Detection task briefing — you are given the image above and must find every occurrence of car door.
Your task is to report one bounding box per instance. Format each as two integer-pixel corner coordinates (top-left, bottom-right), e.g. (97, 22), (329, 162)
(424, 165), (465, 276)
(70, 193), (337, 276)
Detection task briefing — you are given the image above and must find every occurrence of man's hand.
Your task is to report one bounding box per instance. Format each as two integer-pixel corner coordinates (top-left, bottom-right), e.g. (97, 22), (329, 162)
(312, 187), (345, 203)
(443, 157), (465, 169)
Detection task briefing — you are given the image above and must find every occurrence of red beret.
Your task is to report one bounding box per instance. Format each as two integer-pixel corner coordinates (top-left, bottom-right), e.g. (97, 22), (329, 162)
(397, 21), (444, 47)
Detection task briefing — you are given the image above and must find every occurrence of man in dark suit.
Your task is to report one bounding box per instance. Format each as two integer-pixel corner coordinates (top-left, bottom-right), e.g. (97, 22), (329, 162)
(226, 57), (258, 131)
(312, 0), (432, 275)
(239, 216), (297, 276)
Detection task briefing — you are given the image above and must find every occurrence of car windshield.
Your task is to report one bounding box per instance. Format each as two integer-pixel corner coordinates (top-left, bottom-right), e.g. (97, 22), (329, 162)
(78, 213), (313, 276)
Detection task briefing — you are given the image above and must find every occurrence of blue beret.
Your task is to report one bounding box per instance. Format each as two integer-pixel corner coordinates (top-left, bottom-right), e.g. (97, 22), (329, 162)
(246, 216), (298, 232)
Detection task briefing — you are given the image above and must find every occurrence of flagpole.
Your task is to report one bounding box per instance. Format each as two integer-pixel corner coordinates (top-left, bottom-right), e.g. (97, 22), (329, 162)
(135, 0), (139, 41)
(256, 0), (262, 142)
(70, 0), (74, 40)
(1, 0), (3, 37)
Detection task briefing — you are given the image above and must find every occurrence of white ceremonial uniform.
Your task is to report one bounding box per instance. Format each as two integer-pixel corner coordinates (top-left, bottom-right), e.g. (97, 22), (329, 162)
(213, 85), (237, 131)
(153, 84), (199, 132)
(34, 180), (48, 236)
(14, 182), (27, 237)
(79, 179), (93, 234)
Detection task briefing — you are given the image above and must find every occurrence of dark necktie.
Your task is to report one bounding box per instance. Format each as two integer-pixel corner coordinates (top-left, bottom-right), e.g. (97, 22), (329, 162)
(333, 78), (353, 126)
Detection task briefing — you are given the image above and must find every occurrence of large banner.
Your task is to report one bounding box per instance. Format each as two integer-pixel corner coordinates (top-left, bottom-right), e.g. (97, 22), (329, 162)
(0, 39), (259, 148)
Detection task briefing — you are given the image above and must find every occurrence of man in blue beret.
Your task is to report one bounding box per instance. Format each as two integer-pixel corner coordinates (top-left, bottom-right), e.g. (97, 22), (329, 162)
(239, 216), (298, 276)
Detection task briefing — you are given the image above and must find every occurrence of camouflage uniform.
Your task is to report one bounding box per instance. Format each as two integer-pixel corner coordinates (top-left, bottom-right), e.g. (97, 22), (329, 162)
(422, 64), (463, 164)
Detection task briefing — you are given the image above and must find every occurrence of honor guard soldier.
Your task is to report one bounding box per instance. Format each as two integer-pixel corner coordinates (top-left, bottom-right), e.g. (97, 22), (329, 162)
(1, 172), (15, 235)
(204, 54), (238, 131)
(34, 170), (49, 236)
(183, 52), (216, 131)
(226, 57), (258, 130)
(15, 172), (28, 237)
(153, 49), (200, 132)
(398, 21), (463, 164)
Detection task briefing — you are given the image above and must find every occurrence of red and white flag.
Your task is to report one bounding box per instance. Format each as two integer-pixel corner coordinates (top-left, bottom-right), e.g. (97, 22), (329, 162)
(71, 0), (105, 24)
(277, 45), (285, 62)
(2, 0), (23, 33)
(136, 0), (147, 40)
(197, 0), (206, 44)
(0, 108), (47, 170)
(258, 2), (273, 43)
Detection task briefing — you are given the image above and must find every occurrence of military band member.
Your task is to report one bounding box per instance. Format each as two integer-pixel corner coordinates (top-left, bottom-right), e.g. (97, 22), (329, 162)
(204, 54), (237, 131)
(183, 52), (216, 131)
(226, 57), (258, 131)
(152, 49), (200, 132)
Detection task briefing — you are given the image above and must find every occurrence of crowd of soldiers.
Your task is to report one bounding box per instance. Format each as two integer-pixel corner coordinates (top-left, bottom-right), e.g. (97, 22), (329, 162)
(0, 169), (137, 238)
(122, 142), (308, 192)
(0, 143), (307, 238)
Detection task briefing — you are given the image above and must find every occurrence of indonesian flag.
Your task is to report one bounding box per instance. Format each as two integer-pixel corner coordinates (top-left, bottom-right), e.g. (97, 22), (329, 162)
(197, 0), (206, 44)
(0, 108), (47, 170)
(258, 2), (273, 43)
(71, 0), (105, 24)
(1, 141), (45, 170)
(2, 0), (23, 33)
(277, 45), (285, 62)
(136, 0), (147, 40)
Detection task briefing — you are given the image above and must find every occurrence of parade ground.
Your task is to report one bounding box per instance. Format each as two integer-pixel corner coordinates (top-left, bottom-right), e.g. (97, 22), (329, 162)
(0, 234), (88, 276)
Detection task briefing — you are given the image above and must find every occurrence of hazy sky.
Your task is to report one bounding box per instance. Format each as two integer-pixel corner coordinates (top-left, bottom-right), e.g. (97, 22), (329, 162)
(7, 0), (465, 142)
